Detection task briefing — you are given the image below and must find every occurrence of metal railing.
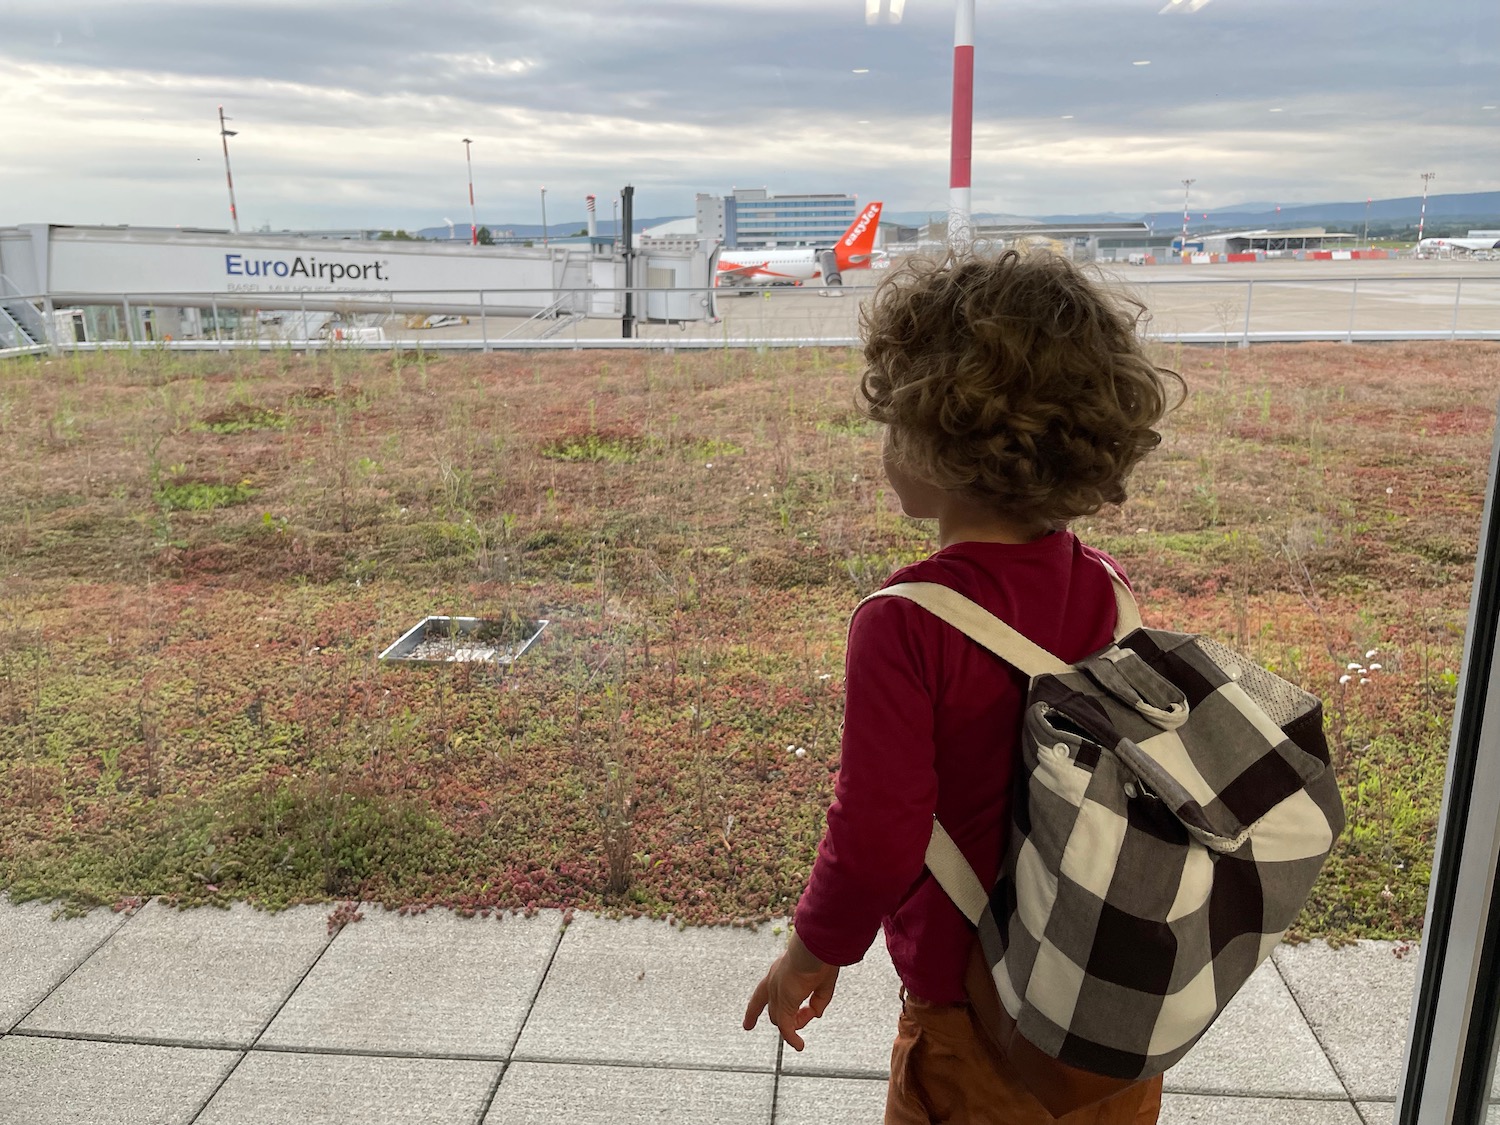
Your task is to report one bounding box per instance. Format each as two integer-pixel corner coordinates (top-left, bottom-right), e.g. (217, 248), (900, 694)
(0, 272), (48, 353)
(2, 274), (1498, 358)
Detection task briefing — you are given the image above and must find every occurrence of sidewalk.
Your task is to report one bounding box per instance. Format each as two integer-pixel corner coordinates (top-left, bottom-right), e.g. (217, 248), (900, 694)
(0, 896), (1419, 1125)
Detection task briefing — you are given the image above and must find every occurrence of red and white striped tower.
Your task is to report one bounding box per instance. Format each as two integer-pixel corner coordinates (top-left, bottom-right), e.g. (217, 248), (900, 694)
(1180, 178), (1195, 255)
(1417, 172), (1435, 247)
(462, 138), (478, 246)
(586, 194), (597, 239)
(948, 0), (975, 253)
(218, 106), (240, 234)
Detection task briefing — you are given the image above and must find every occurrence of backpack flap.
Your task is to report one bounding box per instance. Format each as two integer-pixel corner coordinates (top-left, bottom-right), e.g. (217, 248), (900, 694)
(1034, 638), (1334, 856)
(1076, 649), (1189, 730)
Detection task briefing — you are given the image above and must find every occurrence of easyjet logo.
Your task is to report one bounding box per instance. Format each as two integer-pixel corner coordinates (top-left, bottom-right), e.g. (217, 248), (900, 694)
(842, 204), (881, 247)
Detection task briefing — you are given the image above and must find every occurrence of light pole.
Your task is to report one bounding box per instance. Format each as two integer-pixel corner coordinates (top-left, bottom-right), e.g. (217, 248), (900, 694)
(948, 0), (975, 253)
(462, 138), (478, 246)
(1417, 172), (1436, 249)
(1180, 178), (1196, 256)
(218, 105), (240, 234)
(1363, 197), (1371, 247)
(540, 186), (549, 248)
(612, 197), (618, 248)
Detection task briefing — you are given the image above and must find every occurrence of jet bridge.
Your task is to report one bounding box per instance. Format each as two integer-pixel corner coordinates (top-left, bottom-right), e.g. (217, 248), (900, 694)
(0, 223), (719, 347)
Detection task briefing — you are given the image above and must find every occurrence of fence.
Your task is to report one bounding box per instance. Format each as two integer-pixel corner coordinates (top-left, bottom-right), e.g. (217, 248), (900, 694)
(2, 274), (1499, 359)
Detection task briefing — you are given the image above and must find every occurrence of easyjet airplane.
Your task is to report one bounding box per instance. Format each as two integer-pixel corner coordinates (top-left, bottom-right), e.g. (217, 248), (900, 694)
(715, 202), (883, 289)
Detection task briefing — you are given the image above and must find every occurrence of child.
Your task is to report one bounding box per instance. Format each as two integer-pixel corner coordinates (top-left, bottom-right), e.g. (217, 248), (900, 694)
(743, 250), (1182, 1124)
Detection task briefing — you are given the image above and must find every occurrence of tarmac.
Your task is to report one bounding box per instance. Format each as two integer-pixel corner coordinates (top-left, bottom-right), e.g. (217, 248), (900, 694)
(0, 896), (1430, 1125)
(385, 257), (1500, 347)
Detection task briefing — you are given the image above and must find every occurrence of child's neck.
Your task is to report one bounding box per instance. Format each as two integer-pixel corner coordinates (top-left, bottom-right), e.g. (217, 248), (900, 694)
(935, 497), (1054, 548)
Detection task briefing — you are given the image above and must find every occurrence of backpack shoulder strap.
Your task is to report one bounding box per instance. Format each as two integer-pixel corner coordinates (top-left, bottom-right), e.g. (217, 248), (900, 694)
(1093, 556), (1142, 639)
(863, 582), (1072, 680)
(925, 819), (987, 925)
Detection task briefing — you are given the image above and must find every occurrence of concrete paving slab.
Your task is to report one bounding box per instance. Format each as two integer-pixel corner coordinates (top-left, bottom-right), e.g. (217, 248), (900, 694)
(195, 1050), (500, 1125)
(259, 907), (561, 1057)
(774, 1075), (889, 1124)
(484, 1061), (772, 1125)
(514, 915), (781, 1071)
(1273, 940), (1417, 1100)
(0, 1035), (237, 1125)
(1164, 959), (1344, 1097)
(1159, 1093), (1362, 1124)
(18, 899), (331, 1047)
(780, 936), (901, 1078)
(0, 897), (128, 1032)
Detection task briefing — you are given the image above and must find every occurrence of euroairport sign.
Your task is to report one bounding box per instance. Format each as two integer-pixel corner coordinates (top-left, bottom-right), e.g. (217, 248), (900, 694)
(223, 252), (391, 292)
(35, 226), (561, 311)
(3, 223), (709, 320)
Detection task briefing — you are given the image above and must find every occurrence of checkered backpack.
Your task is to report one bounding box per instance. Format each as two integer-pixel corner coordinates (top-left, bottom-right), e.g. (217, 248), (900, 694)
(867, 563), (1345, 1081)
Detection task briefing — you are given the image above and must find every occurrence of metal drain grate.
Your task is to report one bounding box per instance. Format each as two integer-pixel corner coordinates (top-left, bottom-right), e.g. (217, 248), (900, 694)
(379, 616), (549, 666)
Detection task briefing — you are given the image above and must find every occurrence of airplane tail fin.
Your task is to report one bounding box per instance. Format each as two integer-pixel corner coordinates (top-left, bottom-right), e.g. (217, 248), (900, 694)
(834, 202), (883, 271)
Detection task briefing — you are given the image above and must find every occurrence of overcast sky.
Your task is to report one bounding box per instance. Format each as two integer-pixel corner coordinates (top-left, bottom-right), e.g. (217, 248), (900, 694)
(3, 0), (1496, 230)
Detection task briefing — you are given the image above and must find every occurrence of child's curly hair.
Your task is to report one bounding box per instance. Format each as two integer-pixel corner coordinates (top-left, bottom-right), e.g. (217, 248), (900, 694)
(860, 250), (1182, 525)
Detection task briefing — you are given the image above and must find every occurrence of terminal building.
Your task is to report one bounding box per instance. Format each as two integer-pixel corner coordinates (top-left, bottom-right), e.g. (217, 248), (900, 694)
(1198, 228), (1359, 254)
(919, 219), (1177, 262)
(695, 190), (860, 250)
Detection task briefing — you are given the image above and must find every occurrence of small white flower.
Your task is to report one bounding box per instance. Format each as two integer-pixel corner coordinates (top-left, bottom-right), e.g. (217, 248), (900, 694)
(1339, 674), (1351, 684)
(1366, 649), (1379, 659)
(705, 462), (713, 468)
(1347, 662), (1361, 670)
(786, 744), (796, 753)
(1385, 487), (1394, 495)
(818, 673), (831, 680)
(795, 747), (807, 758)
(1369, 663), (1382, 671)
(1360, 678), (1371, 685)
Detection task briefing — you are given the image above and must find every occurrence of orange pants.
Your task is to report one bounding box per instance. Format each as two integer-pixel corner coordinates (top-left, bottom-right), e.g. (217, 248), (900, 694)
(885, 994), (1163, 1125)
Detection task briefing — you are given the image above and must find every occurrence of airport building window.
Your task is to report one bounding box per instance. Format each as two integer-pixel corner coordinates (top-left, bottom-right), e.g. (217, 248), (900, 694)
(720, 191), (860, 248)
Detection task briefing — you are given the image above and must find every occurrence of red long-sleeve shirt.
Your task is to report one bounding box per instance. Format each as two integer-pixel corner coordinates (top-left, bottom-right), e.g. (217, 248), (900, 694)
(793, 532), (1125, 1004)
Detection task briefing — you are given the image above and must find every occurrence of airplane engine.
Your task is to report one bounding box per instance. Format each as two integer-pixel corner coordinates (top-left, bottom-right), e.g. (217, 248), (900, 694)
(818, 249), (842, 287)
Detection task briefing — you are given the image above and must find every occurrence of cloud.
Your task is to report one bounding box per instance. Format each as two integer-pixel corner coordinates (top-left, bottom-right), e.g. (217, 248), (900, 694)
(1, 0), (1496, 227)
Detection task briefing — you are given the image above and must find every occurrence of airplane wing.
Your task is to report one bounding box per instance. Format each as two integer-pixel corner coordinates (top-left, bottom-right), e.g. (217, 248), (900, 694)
(716, 262), (769, 279)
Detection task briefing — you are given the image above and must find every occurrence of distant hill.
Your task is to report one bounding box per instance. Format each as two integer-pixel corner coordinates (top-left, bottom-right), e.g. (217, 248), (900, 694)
(1133, 192), (1500, 233)
(396, 193), (1500, 242)
(412, 217), (686, 241)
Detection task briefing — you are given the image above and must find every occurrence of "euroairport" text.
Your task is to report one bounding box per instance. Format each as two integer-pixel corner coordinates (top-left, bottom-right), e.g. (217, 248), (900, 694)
(225, 255), (388, 282)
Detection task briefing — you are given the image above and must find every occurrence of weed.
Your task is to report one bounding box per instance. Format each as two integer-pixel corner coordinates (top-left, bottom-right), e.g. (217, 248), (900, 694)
(154, 478), (257, 512)
(194, 404), (289, 434)
(541, 431), (656, 463)
(600, 759), (634, 896)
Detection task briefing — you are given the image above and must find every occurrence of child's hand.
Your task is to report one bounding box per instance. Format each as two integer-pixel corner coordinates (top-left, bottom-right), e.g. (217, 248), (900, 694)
(742, 932), (840, 1051)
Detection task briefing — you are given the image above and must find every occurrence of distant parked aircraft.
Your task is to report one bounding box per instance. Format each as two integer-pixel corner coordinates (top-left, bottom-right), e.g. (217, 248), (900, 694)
(1418, 237), (1500, 257)
(715, 202), (883, 289)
